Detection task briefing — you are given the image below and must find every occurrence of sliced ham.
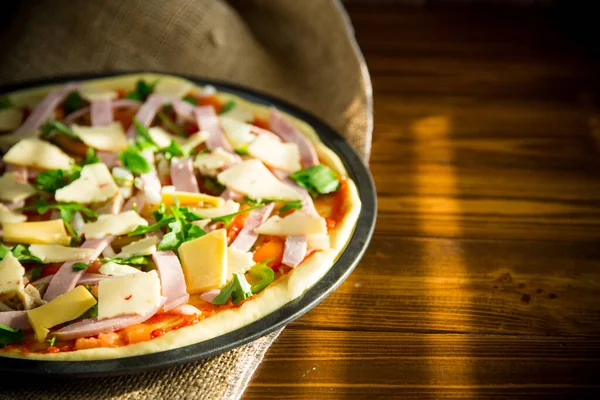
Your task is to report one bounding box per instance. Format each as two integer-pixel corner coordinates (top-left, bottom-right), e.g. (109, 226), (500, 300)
(230, 202), (275, 252)
(220, 188), (243, 202)
(171, 98), (195, 122)
(126, 94), (166, 139)
(123, 192), (146, 213)
(43, 237), (113, 302)
(170, 157), (199, 193)
(64, 99), (141, 125)
(11, 82), (80, 138)
(194, 106), (234, 152)
(97, 151), (121, 168)
(93, 194), (124, 215)
(269, 109), (318, 167)
(282, 235), (308, 268)
(53, 297), (166, 340)
(139, 150), (162, 204)
(32, 272), (113, 288)
(0, 310), (31, 330)
(152, 251), (190, 312)
(5, 164), (28, 182)
(90, 98), (113, 126)
(200, 289), (220, 303)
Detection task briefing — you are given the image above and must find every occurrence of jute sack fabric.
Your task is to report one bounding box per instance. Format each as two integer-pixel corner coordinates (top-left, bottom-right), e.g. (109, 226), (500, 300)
(0, 0), (372, 399)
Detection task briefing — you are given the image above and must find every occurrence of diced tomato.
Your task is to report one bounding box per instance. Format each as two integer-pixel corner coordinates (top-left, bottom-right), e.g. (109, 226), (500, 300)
(113, 107), (137, 130)
(116, 89), (126, 99)
(86, 261), (103, 274)
(98, 332), (124, 347)
(39, 264), (62, 278)
(253, 236), (284, 269)
(197, 95), (224, 114)
(184, 122), (199, 136)
(326, 218), (337, 231)
(227, 205), (251, 242)
(121, 324), (154, 344)
(252, 117), (270, 130)
(74, 337), (103, 350)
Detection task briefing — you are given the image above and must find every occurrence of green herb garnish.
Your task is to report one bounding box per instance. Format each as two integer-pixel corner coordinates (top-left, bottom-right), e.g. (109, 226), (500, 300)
(158, 140), (185, 160)
(35, 164), (81, 193)
(119, 146), (152, 174)
(234, 144), (249, 156)
(40, 120), (78, 140)
(72, 262), (91, 271)
(0, 324), (24, 347)
(212, 273), (253, 305)
(0, 244), (42, 263)
(101, 256), (148, 266)
(63, 91), (87, 115)
(47, 336), (56, 347)
(82, 148), (100, 166)
(279, 200), (303, 213)
(203, 204), (264, 226)
(203, 177), (225, 195)
(0, 96), (13, 110)
(248, 260), (275, 294)
(289, 164), (340, 196)
(157, 110), (184, 137)
(219, 100), (236, 114)
(182, 95), (198, 105)
(125, 79), (158, 102)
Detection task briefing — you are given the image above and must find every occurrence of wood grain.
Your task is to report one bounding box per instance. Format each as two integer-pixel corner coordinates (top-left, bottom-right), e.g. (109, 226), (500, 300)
(246, 3), (600, 399)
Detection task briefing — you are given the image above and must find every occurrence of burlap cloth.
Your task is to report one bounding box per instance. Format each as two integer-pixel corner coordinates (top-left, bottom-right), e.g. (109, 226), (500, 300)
(0, 0), (372, 399)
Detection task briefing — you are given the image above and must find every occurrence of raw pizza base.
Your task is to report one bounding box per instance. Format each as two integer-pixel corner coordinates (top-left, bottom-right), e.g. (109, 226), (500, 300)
(0, 73), (362, 360)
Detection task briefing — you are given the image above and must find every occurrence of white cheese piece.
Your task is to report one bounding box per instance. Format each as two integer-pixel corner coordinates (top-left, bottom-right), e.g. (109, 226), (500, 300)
(227, 247), (255, 275)
(178, 229), (228, 293)
(78, 211), (148, 239)
(192, 200), (240, 219)
(55, 163), (119, 204)
(153, 79), (193, 98)
(79, 86), (118, 102)
(2, 138), (73, 170)
(28, 244), (96, 263)
(98, 262), (142, 277)
(219, 117), (255, 149)
(112, 167), (134, 184)
(0, 203), (27, 223)
(217, 159), (302, 201)
(0, 252), (25, 296)
(194, 148), (238, 177)
(256, 211), (327, 236)
(306, 233), (331, 251)
(0, 173), (37, 203)
(161, 191), (223, 208)
(97, 270), (161, 319)
(247, 134), (301, 172)
(148, 127), (208, 154)
(0, 108), (24, 131)
(72, 122), (128, 152)
(115, 236), (158, 259)
(219, 104), (254, 123)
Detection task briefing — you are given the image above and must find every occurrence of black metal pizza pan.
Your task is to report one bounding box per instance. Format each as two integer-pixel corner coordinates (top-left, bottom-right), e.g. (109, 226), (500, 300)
(0, 72), (377, 378)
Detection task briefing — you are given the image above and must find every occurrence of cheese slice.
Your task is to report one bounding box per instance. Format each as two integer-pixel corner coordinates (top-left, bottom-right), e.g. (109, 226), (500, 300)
(148, 126), (208, 153)
(227, 247), (255, 275)
(219, 117), (255, 149)
(72, 122), (128, 152)
(153, 79), (193, 98)
(178, 229), (227, 293)
(28, 244), (96, 263)
(307, 233), (331, 251)
(192, 200), (239, 219)
(0, 203), (27, 223)
(194, 148), (238, 177)
(55, 163), (119, 204)
(161, 191), (224, 208)
(97, 270), (161, 320)
(78, 211), (148, 239)
(217, 159), (302, 201)
(27, 286), (97, 342)
(0, 173), (37, 203)
(0, 252), (25, 296)
(115, 236), (158, 259)
(248, 134), (301, 172)
(0, 108), (24, 131)
(98, 262), (142, 277)
(79, 86), (118, 102)
(2, 219), (71, 245)
(219, 104), (254, 123)
(256, 211), (327, 236)
(2, 138), (73, 170)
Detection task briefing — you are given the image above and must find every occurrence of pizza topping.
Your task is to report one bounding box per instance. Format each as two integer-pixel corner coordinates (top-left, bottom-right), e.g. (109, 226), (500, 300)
(152, 251), (189, 311)
(72, 122), (128, 152)
(194, 106), (235, 153)
(0, 108), (24, 131)
(97, 270), (162, 320)
(2, 219), (71, 246)
(289, 164), (341, 196)
(217, 159), (302, 201)
(230, 202), (275, 252)
(0, 312), (30, 331)
(219, 117), (255, 149)
(153, 79), (193, 98)
(282, 236), (308, 268)
(194, 148), (239, 177)
(55, 163), (120, 204)
(178, 229), (227, 294)
(90, 98), (114, 127)
(227, 247), (255, 275)
(43, 237), (113, 301)
(247, 133), (301, 172)
(0, 203), (27, 223)
(191, 199), (239, 219)
(170, 157), (200, 193)
(0, 172), (37, 203)
(98, 262), (142, 276)
(0, 252), (26, 299)
(78, 211), (148, 239)
(269, 109), (319, 167)
(115, 236), (158, 259)
(28, 244), (96, 263)
(3, 138), (74, 170)
(256, 211), (327, 236)
(28, 285), (97, 342)
(126, 94), (164, 139)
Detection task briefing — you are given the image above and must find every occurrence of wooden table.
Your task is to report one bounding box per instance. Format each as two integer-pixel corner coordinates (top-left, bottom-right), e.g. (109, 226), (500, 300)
(246, 3), (600, 399)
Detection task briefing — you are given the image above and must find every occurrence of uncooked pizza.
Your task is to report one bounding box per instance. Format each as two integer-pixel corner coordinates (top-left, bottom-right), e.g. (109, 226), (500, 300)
(0, 74), (360, 360)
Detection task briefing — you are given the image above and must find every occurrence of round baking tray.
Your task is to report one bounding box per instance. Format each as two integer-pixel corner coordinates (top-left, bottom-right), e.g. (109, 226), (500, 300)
(0, 72), (377, 378)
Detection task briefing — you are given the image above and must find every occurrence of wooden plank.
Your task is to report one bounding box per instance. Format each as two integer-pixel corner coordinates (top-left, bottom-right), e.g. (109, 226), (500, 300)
(246, 330), (600, 399)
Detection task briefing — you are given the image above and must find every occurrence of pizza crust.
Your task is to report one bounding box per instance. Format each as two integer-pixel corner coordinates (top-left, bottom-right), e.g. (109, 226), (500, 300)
(0, 73), (362, 360)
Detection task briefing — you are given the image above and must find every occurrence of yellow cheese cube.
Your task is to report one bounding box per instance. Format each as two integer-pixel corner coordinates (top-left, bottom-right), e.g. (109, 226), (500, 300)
(2, 219), (71, 245)
(27, 286), (97, 342)
(178, 229), (227, 293)
(161, 191), (224, 208)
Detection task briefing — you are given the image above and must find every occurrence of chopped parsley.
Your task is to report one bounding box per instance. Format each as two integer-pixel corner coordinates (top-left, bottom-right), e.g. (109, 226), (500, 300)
(125, 79), (158, 102)
(289, 164), (340, 196)
(158, 140), (185, 160)
(119, 146), (152, 174)
(34, 164), (82, 193)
